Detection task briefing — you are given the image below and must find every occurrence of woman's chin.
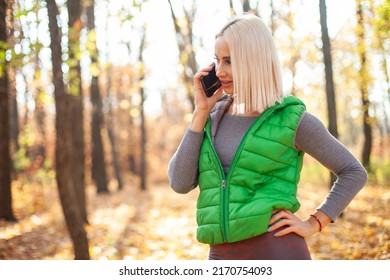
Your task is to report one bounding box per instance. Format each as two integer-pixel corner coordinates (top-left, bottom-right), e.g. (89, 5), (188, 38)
(223, 88), (234, 95)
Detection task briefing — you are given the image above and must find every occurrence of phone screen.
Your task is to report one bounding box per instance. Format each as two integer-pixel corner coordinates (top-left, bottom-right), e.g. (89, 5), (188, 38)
(200, 65), (222, 97)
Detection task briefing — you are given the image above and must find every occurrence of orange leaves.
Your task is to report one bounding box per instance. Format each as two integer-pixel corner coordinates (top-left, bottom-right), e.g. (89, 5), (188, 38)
(0, 180), (388, 260)
(305, 183), (389, 260)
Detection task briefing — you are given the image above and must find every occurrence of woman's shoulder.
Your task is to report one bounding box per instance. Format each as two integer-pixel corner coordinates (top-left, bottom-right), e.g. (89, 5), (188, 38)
(297, 111), (325, 129)
(295, 111), (343, 153)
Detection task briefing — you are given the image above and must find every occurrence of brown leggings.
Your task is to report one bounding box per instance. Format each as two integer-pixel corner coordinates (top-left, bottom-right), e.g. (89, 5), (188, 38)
(208, 229), (311, 260)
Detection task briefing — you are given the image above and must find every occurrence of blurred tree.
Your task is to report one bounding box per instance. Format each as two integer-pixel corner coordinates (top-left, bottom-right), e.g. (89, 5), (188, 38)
(9, 84), (19, 153)
(241, 0), (259, 15)
(32, 51), (47, 170)
(8, 0), (34, 181)
(67, 0), (88, 221)
(371, 0), (390, 157)
(0, 0), (16, 222)
(229, 0), (235, 16)
(105, 66), (124, 190)
(167, 0), (198, 110)
(375, 0), (390, 99)
(270, 0), (277, 35)
(122, 40), (138, 176)
(270, 0), (302, 96)
(319, 0), (338, 188)
(9, 1), (50, 185)
(46, 0), (89, 259)
(85, 0), (109, 194)
(7, 0), (19, 155)
(284, 0), (299, 96)
(103, 5), (123, 191)
(229, 0), (259, 15)
(138, 24), (147, 191)
(356, 0), (373, 170)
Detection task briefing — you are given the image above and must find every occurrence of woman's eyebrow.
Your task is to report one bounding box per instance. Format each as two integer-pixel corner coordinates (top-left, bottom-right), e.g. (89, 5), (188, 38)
(214, 54), (231, 59)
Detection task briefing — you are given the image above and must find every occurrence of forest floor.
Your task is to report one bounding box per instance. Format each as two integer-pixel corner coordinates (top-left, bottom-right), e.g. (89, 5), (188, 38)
(0, 177), (389, 260)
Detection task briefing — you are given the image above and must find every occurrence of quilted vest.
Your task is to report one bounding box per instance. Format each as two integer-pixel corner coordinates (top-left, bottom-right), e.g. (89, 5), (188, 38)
(196, 96), (306, 245)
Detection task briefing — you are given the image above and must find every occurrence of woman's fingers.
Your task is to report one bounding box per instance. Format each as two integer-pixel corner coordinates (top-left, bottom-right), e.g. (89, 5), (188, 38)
(268, 209), (316, 238)
(194, 63), (222, 100)
(268, 210), (299, 237)
(269, 209), (291, 225)
(272, 226), (295, 237)
(194, 63), (215, 79)
(193, 64), (215, 91)
(210, 85), (224, 100)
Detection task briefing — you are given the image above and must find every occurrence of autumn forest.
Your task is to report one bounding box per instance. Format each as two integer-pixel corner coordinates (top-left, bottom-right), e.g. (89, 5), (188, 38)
(0, 0), (389, 260)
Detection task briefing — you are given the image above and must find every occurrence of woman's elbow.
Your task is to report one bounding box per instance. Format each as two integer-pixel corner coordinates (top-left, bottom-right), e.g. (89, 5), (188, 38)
(168, 178), (195, 194)
(171, 184), (192, 194)
(354, 163), (368, 190)
(361, 166), (369, 186)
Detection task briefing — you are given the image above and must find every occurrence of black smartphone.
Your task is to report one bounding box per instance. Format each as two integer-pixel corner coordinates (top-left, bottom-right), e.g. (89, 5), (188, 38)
(200, 65), (222, 97)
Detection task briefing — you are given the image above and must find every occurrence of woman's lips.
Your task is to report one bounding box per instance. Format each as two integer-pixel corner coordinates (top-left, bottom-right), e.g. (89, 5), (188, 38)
(220, 81), (233, 87)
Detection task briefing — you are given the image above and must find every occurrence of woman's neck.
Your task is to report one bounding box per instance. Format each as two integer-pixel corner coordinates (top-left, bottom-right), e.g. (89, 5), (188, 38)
(226, 102), (261, 117)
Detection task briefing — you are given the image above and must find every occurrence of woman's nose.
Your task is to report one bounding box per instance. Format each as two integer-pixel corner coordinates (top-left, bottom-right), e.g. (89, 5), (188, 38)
(216, 65), (224, 78)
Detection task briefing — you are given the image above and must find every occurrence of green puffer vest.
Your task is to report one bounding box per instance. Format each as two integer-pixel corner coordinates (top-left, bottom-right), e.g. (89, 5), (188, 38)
(196, 96), (306, 245)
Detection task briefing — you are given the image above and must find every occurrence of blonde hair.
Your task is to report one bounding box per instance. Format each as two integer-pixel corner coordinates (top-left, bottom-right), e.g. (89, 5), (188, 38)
(216, 14), (284, 113)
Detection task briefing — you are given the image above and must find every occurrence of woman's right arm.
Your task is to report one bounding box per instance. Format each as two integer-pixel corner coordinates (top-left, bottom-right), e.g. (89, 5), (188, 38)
(168, 128), (204, 194)
(168, 63), (224, 194)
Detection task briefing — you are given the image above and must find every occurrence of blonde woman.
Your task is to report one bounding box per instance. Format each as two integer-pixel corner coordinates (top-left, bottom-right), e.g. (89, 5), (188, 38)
(168, 14), (367, 260)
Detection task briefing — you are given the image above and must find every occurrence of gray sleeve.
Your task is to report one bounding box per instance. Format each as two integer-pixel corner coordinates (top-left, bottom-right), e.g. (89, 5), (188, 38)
(167, 128), (204, 194)
(295, 112), (368, 222)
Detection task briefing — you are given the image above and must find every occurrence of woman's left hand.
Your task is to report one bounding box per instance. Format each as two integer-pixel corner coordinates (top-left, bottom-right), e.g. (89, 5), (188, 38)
(267, 210), (319, 238)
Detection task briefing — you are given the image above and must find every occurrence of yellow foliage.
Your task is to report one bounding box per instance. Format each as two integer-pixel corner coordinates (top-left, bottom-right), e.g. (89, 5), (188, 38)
(90, 62), (100, 77)
(0, 180), (388, 260)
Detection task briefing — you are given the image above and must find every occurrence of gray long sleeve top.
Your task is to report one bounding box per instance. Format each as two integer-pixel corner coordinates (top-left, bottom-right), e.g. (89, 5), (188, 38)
(168, 103), (367, 222)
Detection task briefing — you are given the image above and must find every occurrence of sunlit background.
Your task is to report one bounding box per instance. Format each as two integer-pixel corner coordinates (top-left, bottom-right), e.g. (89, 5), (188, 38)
(0, 0), (389, 260)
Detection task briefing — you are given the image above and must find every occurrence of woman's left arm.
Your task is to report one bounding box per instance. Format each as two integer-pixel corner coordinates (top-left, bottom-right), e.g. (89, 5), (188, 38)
(268, 112), (368, 237)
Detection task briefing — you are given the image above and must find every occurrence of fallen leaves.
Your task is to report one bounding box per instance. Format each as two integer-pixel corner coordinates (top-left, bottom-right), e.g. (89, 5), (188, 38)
(0, 179), (388, 260)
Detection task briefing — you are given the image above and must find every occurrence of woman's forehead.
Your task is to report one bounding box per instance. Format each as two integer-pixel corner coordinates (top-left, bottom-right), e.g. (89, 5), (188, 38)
(214, 37), (230, 57)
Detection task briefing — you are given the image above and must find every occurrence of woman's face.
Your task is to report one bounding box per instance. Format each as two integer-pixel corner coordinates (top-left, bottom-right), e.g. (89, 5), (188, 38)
(214, 36), (233, 95)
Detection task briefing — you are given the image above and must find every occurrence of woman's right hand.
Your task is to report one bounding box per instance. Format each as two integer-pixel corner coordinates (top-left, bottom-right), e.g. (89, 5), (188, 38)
(190, 63), (224, 132)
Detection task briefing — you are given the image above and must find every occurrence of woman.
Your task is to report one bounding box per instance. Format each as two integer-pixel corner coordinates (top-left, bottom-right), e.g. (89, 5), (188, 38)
(168, 14), (367, 260)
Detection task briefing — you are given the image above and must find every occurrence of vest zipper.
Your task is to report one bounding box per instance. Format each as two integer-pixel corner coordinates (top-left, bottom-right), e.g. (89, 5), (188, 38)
(205, 120), (229, 243)
(221, 179), (228, 242)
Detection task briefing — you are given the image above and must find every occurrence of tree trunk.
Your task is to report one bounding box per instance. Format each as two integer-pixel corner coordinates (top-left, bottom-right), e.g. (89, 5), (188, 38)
(10, 85), (19, 152)
(8, 0), (19, 154)
(105, 67), (124, 190)
(0, 0), (16, 222)
(167, 0), (197, 110)
(46, 0), (89, 259)
(369, 0), (390, 157)
(229, 0), (235, 16)
(242, 0), (251, 12)
(241, 0), (258, 16)
(102, 11), (125, 188)
(356, 0), (373, 170)
(286, 0), (298, 96)
(319, 0), (339, 188)
(33, 53), (47, 167)
(138, 26), (147, 191)
(86, 0), (109, 194)
(67, 0), (88, 222)
(69, 96), (87, 219)
(270, 0), (277, 35)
